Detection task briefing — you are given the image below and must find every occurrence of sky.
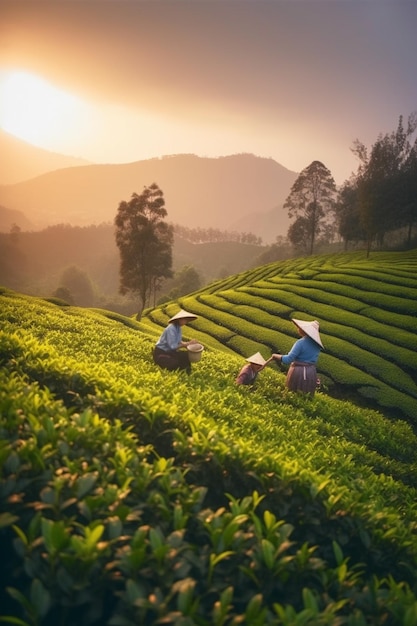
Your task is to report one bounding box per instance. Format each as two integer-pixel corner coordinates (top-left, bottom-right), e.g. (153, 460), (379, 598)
(1, 0), (416, 185)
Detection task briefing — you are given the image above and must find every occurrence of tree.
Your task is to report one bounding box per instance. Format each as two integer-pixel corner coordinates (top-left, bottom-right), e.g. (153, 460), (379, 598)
(397, 136), (417, 245)
(284, 161), (337, 255)
(157, 265), (202, 304)
(59, 265), (95, 306)
(9, 223), (21, 245)
(52, 286), (75, 305)
(172, 265), (201, 296)
(336, 178), (365, 249)
(287, 217), (311, 255)
(254, 235), (293, 265)
(115, 184), (173, 319)
(351, 113), (417, 255)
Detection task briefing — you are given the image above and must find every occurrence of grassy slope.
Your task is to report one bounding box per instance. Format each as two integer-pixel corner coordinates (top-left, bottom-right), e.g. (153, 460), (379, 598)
(142, 249), (417, 423)
(1, 250), (417, 623)
(1, 288), (417, 545)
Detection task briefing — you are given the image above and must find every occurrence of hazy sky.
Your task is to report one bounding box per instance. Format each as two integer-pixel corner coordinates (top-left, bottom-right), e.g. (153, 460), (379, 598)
(1, 0), (416, 184)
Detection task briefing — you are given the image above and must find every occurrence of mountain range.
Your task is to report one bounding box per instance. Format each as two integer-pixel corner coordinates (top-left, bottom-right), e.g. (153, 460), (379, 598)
(0, 129), (90, 185)
(0, 131), (298, 242)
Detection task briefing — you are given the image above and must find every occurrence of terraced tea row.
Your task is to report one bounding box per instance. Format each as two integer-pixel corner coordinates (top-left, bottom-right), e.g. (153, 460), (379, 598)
(2, 288), (417, 624)
(143, 250), (417, 422)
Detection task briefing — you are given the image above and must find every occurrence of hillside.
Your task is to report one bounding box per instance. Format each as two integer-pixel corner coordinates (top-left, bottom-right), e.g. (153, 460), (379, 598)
(141, 249), (417, 423)
(0, 204), (34, 232)
(0, 153), (297, 242)
(0, 225), (267, 306)
(0, 129), (90, 185)
(1, 288), (417, 624)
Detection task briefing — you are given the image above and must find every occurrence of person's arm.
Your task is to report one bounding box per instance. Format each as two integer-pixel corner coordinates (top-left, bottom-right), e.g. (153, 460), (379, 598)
(271, 339), (302, 365)
(179, 338), (198, 348)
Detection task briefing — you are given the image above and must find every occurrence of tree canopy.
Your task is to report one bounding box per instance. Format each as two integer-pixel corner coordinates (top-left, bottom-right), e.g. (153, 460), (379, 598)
(58, 265), (95, 307)
(284, 160), (337, 255)
(339, 113), (417, 255)
(114, 184), (173, 319)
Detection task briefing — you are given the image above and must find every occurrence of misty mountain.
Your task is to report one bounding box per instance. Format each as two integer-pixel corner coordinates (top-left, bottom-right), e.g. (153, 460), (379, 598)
(0, 129), (90, 185)
(0, 205), (34, 232)
(0, 153), (297, 243)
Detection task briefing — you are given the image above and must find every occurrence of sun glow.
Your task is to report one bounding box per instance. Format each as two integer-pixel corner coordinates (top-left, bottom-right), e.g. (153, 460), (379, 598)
(0, 70), (90, 150)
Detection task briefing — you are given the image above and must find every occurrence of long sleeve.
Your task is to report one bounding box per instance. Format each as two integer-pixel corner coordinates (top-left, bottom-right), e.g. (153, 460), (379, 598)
(156, 324), (182, 351)
(281, 337), (321, 365)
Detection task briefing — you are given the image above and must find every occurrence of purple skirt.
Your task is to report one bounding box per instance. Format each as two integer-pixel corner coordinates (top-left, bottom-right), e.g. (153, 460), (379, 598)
(286, 362), (317, 395)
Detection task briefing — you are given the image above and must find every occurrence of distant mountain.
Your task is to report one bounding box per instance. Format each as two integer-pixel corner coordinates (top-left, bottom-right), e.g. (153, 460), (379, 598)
(0, 153), (297, 242)
(230, 202), (290, 240)
(0, 129), (90, 185)
(0, 205), (34, 232)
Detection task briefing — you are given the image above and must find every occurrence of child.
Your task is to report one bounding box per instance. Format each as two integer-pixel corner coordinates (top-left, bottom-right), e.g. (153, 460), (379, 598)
(235, 352), (267, 386)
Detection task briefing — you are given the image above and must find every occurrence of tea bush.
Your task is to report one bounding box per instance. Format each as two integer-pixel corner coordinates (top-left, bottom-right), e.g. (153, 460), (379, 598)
(141, 249), (417, 421)
(2, 250), (417, 625)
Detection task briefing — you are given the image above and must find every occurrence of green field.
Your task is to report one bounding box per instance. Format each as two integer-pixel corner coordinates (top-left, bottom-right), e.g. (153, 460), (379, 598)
(143, 249), (417, 424)
(1, 248), (417, 625)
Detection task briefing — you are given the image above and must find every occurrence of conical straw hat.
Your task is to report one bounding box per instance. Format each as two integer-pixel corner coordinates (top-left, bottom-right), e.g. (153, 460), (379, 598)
(246, 352), (266, 366)
(292, 318), (324, 349)
(169, 309), (198, 323)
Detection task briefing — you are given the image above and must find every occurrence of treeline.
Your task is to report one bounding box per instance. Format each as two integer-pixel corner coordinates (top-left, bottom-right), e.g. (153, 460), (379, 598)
(282, 113), (417, 256)
(0, 222), (270, 314)
(173, 224), (263, 245)
(336, 113), (417, 254)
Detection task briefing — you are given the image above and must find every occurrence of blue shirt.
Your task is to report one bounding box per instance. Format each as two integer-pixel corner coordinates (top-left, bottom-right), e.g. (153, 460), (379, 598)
(156, 323), (182, 352)
(281, 336), (321, 365)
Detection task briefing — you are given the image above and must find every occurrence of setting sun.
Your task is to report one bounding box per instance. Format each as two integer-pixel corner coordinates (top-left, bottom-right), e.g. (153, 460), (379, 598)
(0, 70), (90, 150)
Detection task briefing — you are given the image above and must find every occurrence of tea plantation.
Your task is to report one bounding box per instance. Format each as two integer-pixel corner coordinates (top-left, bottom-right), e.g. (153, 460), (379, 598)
(143, 249), (417, 424)
(1, 249), (417, 625)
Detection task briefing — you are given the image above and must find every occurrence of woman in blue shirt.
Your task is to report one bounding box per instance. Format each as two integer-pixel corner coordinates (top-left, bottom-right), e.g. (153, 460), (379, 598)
(153, 309), (199, 374)
(268, 318), (324, 395)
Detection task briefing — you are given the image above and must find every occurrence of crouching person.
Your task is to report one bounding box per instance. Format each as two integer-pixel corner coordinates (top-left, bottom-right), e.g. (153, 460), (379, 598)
(153, 309), (198, 375)
(235, 352), (267, 387)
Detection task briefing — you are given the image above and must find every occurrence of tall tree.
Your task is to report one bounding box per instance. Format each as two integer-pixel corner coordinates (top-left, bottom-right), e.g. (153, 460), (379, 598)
(284, 161), (337, 255)
(336, 178), (365, 249)
(397, 137), (417, 245)
(115, 184), (173, 319)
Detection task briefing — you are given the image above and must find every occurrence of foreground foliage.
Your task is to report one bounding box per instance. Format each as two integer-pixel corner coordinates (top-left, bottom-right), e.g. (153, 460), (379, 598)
(1, 287), (417, 625)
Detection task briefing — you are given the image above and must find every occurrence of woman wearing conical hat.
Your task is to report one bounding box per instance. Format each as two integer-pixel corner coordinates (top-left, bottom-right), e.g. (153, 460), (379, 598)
(153, 309), (199, 374)
(235, 352), (267, 386)
(267, 319), (324, 395)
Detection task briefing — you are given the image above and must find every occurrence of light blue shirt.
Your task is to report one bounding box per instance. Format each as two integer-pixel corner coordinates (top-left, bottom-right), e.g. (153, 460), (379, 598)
(281, 336), (321, 365)
(156, 323), (182, 352)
